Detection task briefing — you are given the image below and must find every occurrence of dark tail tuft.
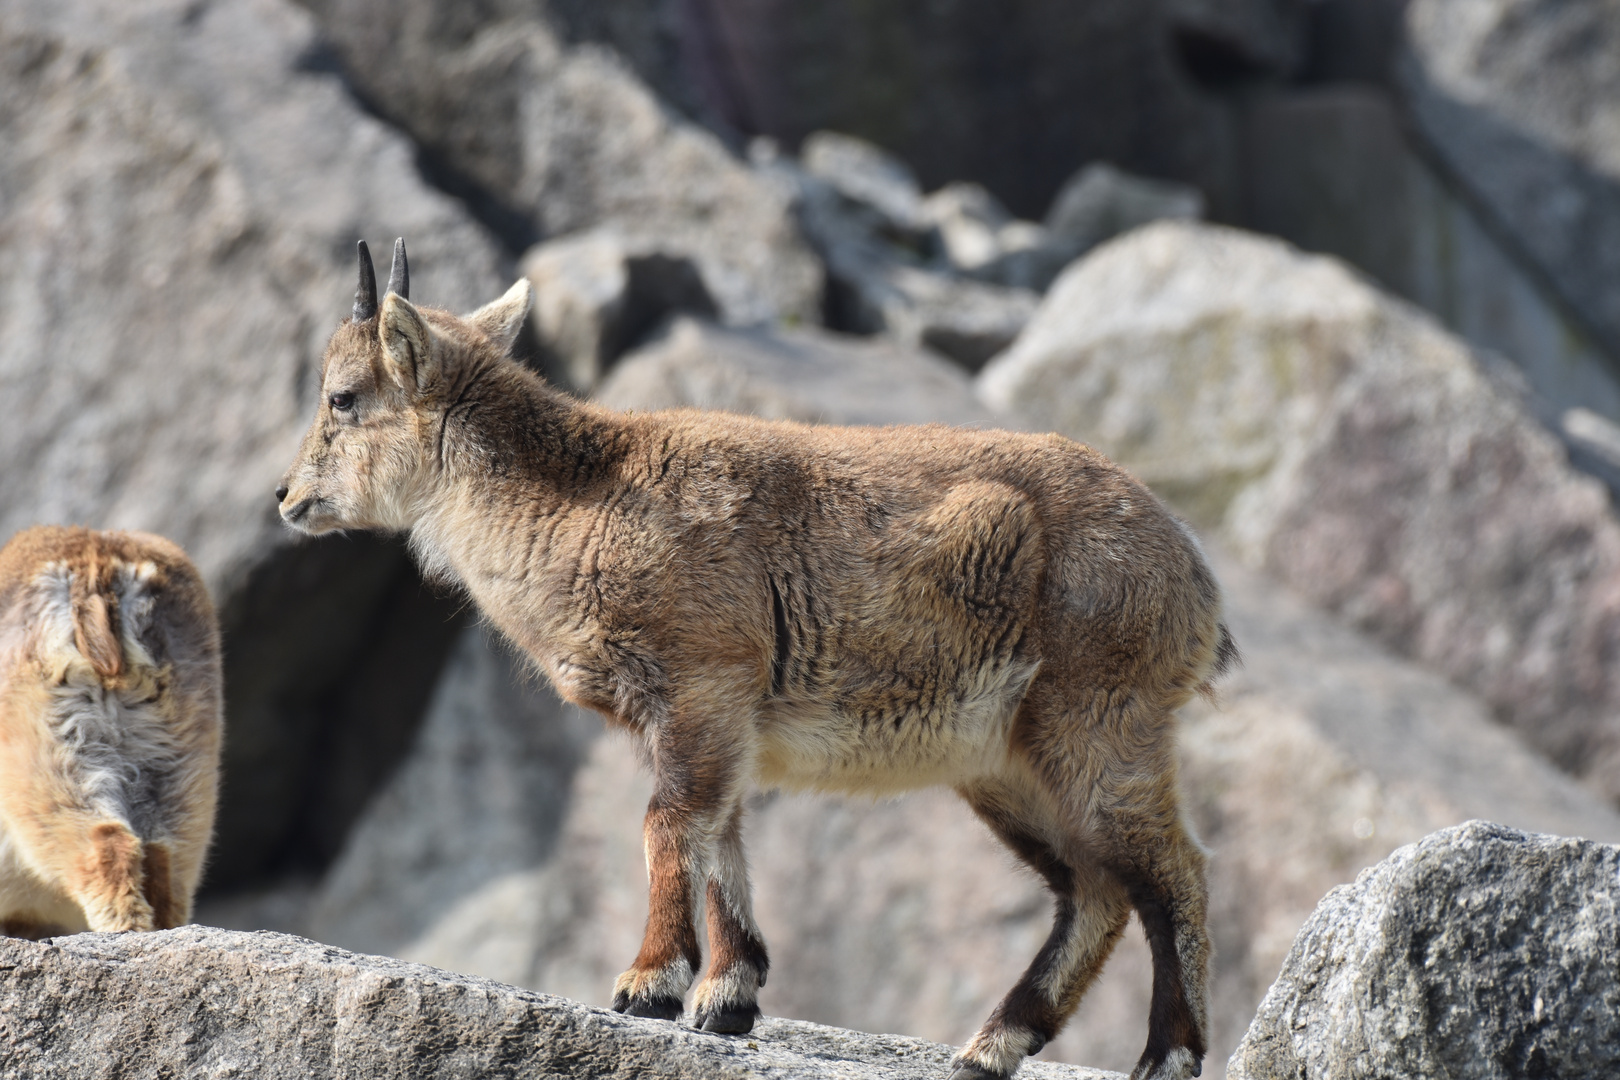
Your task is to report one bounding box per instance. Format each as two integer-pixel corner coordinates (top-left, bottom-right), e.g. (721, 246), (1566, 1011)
(1196, 622), (1240, 702)
(1212, 623), (1240, 678)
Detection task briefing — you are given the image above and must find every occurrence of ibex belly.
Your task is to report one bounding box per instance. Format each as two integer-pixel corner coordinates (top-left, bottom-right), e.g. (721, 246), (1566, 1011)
(754, 657), (1039, 795)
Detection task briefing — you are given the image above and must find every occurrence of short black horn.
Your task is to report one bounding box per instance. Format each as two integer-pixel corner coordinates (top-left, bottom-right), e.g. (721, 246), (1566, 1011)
(353, 239), (378, 321)
(386, 237), (409, 300)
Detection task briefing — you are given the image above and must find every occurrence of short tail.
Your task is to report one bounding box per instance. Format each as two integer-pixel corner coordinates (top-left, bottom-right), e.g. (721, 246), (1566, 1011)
(71, 588), (124, 680)
(1196, 622), (1240, 702)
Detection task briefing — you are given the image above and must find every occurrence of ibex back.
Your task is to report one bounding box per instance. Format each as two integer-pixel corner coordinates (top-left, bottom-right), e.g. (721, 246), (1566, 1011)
(0, 526), (222, 937)
(277, 240), (1235, 1080)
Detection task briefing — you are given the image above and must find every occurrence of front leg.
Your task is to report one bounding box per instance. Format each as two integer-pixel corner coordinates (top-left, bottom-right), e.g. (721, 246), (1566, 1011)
(611, 790), (714, 1019)
(611, 698), (751, 1023)
(692, 799), (770, 1033)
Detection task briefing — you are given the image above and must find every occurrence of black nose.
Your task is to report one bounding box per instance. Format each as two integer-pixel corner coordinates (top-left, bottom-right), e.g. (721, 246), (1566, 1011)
(275, 484), (289, 503)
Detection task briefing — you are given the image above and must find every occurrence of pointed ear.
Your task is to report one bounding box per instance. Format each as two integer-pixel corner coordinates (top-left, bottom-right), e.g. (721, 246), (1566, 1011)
(379, 291), (434, 389)
(467, 279), (532, 355)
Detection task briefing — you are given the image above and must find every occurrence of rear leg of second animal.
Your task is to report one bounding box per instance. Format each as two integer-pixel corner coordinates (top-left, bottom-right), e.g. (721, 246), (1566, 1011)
(54, 818), (157, 932)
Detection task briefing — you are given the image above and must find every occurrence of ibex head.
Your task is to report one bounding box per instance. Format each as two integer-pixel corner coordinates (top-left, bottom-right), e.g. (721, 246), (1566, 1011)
(276, 239), (531, 534)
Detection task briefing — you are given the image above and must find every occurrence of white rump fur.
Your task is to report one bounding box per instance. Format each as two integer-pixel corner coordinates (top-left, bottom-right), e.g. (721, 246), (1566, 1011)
(31, 560), (180, 835)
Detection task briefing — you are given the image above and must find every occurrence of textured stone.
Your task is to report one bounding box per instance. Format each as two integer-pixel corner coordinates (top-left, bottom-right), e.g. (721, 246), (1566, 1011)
(521, 228), (717, 391)
(1227, 822), (1620, 1080)
(595, 316), (997, 428)
(0, 926), (1122, 1080)
(1044, 163), (1204, 261)
(298, 0), (822, 326)
(979, 220), (1620, 802)
(756, 138), (1040, 368)
(1398, 0), (1620, 360)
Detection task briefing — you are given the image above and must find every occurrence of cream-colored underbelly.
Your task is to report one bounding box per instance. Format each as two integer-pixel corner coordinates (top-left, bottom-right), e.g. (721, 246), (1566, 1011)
(751, 669), (1034, 796)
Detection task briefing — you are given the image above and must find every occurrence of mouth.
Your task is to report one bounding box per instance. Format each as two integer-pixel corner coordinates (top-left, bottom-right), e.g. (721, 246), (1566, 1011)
(279, 496), (332, 533)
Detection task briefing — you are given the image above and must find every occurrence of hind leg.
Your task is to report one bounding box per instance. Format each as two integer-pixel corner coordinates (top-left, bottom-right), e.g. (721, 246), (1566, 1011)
(0, 766), (153, 931)
(141, 841), (183, 930)
(1084, 737), (1209, 1080)
(19, 817), (156, 933)
(950, 778), (1134, 1080)
(691, 799), (769, 1033)
(65, 821), (155, 932)
(1108, 806), (1209, 1079)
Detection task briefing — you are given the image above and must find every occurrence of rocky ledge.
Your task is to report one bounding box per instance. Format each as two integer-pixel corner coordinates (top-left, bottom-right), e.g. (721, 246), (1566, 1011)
(0, 926), (1121, 1080)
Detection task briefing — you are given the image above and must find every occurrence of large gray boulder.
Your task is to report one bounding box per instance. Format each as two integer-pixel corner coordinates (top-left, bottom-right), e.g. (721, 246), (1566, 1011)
(596, 316), (997, 428)
(1398, 0), (1620, 360)
(297, 0), (823, 327)
(0, 926), (1121, 1080)
(980, 221), (1620, 803)
(0, 0), (507, 890)
(1227, 822), (1620, 1080)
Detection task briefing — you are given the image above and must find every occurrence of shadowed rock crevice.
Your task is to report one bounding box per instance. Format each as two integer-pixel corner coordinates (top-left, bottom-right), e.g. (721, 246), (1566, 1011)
(207, 535), (468, 893)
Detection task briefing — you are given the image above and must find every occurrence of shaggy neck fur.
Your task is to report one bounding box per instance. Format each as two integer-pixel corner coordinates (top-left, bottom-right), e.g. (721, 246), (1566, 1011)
(409, 354), (631, 639)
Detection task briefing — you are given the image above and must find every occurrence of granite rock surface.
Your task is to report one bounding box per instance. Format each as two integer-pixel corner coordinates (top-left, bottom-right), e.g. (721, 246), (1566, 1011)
(1228, 821), (1620, 1079)
(0, 926), (1123, 1080)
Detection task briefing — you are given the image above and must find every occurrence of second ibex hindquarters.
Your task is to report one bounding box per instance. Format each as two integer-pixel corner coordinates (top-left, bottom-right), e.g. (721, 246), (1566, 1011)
(0, 525), (222, 938)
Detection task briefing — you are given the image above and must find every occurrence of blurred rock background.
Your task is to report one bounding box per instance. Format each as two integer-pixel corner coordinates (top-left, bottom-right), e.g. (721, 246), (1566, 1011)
(8, 0), (1620, 1076)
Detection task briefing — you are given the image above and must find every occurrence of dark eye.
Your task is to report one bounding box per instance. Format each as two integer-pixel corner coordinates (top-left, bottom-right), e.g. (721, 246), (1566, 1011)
(329, 391), (356, 412)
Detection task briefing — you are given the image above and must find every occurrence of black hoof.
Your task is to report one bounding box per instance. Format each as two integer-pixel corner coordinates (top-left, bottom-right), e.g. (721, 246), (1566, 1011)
(695, 1001), (760, 1034)
(947, 1063), (1009, 1080)
(611, 991), (683, 1022)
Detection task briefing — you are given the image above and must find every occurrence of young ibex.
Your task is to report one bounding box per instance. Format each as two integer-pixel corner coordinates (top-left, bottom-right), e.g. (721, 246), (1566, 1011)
(0, 526), (222, 937)
(277, 240), (1234, 1080)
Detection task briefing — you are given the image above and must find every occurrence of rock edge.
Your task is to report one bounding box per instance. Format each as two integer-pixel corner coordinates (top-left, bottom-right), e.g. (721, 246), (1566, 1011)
(0, 926), (1122, 1079)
